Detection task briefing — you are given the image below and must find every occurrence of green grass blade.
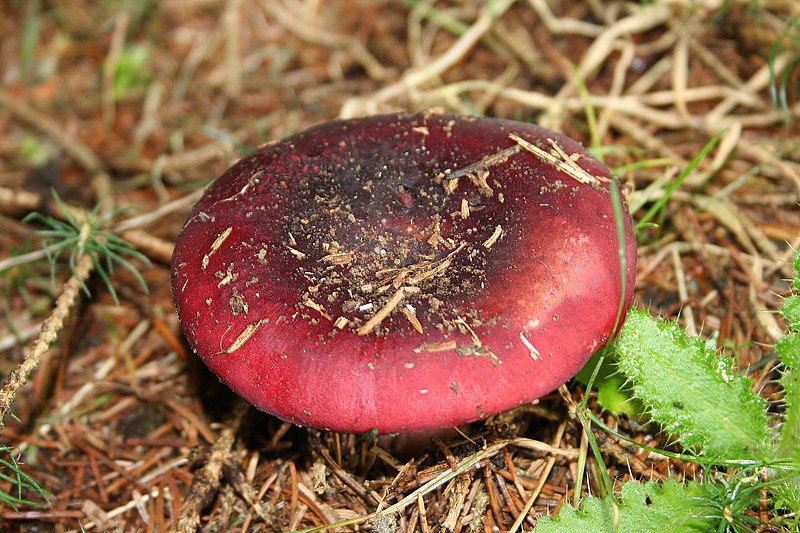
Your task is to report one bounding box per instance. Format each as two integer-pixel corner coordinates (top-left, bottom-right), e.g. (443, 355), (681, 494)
(634, 131), (725, 233)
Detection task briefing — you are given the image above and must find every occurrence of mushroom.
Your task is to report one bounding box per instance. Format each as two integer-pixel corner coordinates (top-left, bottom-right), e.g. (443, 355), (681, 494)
(171, 111), (637, 435)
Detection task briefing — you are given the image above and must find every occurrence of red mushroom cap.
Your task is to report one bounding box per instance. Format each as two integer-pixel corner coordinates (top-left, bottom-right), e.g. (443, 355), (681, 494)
(171, 112), (637, 434)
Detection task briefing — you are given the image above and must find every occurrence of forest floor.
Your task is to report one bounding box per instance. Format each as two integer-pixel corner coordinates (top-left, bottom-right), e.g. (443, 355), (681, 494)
(1, 0), (799, 531)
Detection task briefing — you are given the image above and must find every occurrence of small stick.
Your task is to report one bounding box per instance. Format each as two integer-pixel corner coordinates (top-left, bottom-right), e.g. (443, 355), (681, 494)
(177, 405), (248, 533)
(357, 286), (420, 336)
(417, 493), (430, 533)
(510, 133), (609, 187)
(0, 253), (95, 434)
(440, 145), (521, 182)
(507, 421), (568, 533)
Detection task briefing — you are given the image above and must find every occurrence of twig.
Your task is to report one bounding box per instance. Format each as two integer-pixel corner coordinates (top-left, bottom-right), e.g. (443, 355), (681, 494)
(223, 0), (243, 98)
(510, 133), (608, 186)
(294, 440), (523, 533)
(508, 422), (567, 533)
(339, 0), (517, 117)
(259, 0), (389, 81)
(357, 286), (420, 336)
(177, 405), (247, 532)
(71, 486), (165, 531)
(544, 2), (672, 130)
(0, 186), (41, 217)
(0, 253), (95, 434)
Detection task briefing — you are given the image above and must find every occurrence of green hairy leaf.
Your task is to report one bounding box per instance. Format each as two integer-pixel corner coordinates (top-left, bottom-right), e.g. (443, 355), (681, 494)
(0, 445), (49, 511)
(773, 252), (800, 517)
(782, 295), (800, 329)
(794, 252), (800, 291)
(612, 309), (771, 461)
(777, 253), (800, 463)
(777, 332), (800, 369)
(778, 335), (800, 463)
(535, 479), (715, 532)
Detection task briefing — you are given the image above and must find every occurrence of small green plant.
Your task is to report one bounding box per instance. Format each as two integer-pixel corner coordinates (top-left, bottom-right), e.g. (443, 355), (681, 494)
(19, 136), (51, 167)
(104, 43), (153, 100)
(0, 192), (151, 510)
(23, 191), (150, 304)
(536, 251), (800, 531)
(634, 131), (725, 236)
(537, 478), (718, 532)
(0, 444), (49, 512)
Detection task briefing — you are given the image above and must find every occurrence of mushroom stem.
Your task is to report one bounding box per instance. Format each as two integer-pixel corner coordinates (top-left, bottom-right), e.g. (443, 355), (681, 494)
(378, 426), (466, 458)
